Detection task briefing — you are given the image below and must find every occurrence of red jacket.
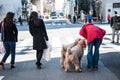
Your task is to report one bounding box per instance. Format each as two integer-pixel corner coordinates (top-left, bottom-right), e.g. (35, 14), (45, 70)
(79, 23), (106, 44)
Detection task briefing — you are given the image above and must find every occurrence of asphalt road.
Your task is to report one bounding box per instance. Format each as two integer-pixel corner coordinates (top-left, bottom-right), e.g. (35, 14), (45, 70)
(0, 19), (120, 80)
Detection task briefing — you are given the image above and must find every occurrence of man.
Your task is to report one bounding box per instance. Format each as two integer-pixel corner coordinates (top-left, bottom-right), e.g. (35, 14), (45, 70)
(110, 11), (119, 43)
(18, 16), (23, 26)
(79, 21), (106, 71)
(73, 15), (76, 24)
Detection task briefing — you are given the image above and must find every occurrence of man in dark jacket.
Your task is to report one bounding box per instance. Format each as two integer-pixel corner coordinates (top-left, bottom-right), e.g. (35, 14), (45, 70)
(110, 11), (119, 43)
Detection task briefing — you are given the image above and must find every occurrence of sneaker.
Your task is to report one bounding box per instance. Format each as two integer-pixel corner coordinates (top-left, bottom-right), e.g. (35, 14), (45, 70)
(87, 67), (93, 71)
(94, 65), (98, 70)
(0, 62), (5, 69)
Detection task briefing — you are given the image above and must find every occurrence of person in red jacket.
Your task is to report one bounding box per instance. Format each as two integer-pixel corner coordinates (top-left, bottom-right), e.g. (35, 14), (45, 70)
(79, 22), (106, 71)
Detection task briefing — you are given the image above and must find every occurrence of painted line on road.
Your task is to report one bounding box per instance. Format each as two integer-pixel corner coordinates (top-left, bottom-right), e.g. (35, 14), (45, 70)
(0, 76), (4, 80)
(16, 38), (32, 52)
(66, 36), (75, 44)
(102, 36), (120, 51)
(51, 37), (61, 47)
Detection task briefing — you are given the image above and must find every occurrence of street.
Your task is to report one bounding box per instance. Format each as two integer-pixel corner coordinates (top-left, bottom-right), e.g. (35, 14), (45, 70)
(0, 19), (120, 80)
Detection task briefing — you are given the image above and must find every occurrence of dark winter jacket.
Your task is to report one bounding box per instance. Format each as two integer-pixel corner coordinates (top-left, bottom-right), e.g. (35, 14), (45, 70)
(29, 19), (49, 50)
(0, 21), (18, 42)
(79, 23), (106, 44)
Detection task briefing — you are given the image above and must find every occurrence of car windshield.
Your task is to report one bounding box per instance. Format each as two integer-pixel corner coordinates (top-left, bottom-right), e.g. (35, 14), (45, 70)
(51, 12), (57, 16)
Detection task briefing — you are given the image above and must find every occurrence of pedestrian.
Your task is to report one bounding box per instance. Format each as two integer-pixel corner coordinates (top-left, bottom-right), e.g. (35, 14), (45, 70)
(68, 14), (71, 22)
(107, 14), (111, 24)
(79, 20), (106, 71)
(0, 12), (18, 69)
(87, 14), (92, 23)
(110, 11), (120, 43)
(18, 15), (23, 26)
(98, 14), (103, 24)
(28, 11), (49, 69)
(84, 14), (87, 24)
(73, 15), (76, 24)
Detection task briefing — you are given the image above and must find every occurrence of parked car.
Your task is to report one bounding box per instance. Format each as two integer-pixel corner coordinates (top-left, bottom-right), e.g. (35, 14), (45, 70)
(51, 11), (57, 19)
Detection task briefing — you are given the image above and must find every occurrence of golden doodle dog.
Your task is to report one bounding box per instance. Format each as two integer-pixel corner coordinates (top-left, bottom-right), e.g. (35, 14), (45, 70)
(63, 39), (86, 72)
(60, 38), (81, 68)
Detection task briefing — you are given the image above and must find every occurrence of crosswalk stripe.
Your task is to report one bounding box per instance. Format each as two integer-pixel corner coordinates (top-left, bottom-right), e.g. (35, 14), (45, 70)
(51, 37), (61, 48)
(16, 38), (32, 52)
(15, 35), (120, 53)
(0, 76), (4, 80)
(102, 35), (120, 51)
(66, 36), (75, 44)
(103, 39), (120, 51)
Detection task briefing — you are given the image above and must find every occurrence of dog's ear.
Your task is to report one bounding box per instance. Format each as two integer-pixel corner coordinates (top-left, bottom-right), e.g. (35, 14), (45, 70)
(62, 46), (66, 52)
(74, 38), (81, 45)
(82, 39), (87, 48)
(79, 39), (86, 48)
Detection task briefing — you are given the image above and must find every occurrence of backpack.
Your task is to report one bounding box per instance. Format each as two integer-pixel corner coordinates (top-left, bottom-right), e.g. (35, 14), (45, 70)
(113, 16), (120, 30)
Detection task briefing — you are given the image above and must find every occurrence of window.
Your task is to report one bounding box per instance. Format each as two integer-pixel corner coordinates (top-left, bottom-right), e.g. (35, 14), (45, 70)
(113, 3), (120, 8)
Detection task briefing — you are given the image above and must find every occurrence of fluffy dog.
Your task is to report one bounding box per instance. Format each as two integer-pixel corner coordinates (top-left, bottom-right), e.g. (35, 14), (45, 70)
(64, 39), (86, 72)
(60, 38), (81, 68)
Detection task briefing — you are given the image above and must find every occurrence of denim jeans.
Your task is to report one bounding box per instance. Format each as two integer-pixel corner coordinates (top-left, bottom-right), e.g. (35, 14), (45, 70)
(2, 41), (16, 64)
(87, 39), (101, 68)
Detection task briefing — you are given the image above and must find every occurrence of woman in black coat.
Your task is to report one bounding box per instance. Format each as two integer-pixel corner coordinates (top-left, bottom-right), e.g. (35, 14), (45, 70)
(28, 11), (49, 69)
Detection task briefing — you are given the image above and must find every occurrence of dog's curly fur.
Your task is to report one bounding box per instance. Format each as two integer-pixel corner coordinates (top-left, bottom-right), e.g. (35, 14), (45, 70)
(60, 38), (81, 68)
(63, 39), (86, 72)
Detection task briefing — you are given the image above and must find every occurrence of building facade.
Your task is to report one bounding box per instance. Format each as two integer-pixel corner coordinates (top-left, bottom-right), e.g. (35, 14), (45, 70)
(0, 0), (22, 21)
(100, 0), (120, 22)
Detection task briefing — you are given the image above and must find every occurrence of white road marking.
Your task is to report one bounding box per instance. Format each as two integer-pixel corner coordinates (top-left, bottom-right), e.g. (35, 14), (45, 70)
(0, 76), (4, 80)
(66, 36), (75, 44)
(16, 38), (32, 52)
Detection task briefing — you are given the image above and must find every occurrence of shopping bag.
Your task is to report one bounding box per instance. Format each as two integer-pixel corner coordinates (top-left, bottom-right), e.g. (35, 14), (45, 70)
(0, 33), (1, 41)
(42, 41), (52, 61)
(0, 42), (5, 54)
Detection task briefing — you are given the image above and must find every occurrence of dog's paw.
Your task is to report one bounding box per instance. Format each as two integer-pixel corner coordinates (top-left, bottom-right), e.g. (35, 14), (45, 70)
(75, 69), (82, 72)
(79, 69), (82, 72)
(64, 69), (69, 72)
(61, 65), (64, 69)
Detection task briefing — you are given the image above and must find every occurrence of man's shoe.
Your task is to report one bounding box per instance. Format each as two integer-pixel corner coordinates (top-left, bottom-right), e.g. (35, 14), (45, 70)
(87, 67), (93, 71)
(94, 65), (98, 70)
(111, 41), (114, 43)
(0, 62), (5, 69)
(116, 42), (119, 43)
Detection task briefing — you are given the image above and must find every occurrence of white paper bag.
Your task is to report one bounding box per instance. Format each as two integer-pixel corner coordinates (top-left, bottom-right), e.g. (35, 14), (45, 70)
(42, 41), (52, 61)
(0, 42), (5, 54)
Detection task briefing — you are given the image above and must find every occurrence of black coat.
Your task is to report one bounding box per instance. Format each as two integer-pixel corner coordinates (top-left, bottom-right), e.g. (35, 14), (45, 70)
(29, 19), (49, 50)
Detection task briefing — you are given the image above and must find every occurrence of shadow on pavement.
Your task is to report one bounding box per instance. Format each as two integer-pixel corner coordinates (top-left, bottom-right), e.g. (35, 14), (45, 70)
(0, 56), (108, 80)
(100, 52), (120, 79)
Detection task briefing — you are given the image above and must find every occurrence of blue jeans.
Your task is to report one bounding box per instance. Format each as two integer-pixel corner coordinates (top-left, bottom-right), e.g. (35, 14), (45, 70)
(87, 39), (101, 68)
(2, 41), (16, 64)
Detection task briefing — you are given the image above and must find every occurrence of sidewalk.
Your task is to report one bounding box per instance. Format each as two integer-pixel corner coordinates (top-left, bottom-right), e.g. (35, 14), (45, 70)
(0, 22), (120, 80)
